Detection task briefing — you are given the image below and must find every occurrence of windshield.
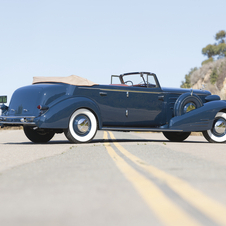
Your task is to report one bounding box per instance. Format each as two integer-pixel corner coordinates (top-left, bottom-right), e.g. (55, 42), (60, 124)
(121, 73), (157, 88)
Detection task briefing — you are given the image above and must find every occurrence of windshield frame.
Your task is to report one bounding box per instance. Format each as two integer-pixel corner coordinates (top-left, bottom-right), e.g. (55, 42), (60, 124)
(111, 72), (160, 88)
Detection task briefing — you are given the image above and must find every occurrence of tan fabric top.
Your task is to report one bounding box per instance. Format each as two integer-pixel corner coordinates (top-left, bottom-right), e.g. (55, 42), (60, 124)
(32, 75), (97, 86)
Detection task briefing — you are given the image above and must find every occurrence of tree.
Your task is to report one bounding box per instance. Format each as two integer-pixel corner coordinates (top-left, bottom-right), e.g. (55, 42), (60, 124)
(215, 30), (226, 43)
(202, 44), (216, 58)
(215, 43), (226, 58)
(202, 30), (226, 62)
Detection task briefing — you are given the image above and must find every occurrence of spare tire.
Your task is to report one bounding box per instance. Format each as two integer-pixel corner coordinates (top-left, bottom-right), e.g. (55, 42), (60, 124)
(174, 92), (203, 116)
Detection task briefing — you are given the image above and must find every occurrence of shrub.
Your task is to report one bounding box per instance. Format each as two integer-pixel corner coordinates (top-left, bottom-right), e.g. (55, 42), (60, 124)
(202, 57), (214, 65)
(210, 68), (219, 85)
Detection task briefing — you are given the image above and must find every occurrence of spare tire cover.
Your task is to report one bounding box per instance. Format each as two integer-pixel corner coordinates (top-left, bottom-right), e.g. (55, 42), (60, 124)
(174, 92), (203, 116)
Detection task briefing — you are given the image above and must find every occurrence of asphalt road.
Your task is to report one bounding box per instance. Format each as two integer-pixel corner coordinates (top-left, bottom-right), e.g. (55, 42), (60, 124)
(0, 129), (226, 226)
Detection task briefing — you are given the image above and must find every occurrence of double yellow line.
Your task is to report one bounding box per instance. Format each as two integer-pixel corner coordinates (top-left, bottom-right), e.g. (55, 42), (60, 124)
(103, 131), (226, 226)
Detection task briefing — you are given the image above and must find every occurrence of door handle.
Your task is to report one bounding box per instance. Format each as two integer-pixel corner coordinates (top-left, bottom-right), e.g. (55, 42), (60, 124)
(158, 95), (164, 101)
(99, 92), (107, 96)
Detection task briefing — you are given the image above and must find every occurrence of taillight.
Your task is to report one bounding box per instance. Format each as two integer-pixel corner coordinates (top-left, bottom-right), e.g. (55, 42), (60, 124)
(37, 105), (49, 110)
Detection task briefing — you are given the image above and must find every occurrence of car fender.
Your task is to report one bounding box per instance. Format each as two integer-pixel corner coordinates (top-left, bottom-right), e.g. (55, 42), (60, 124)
(169, 100), (226, 132)
(34, 97), (102, 129)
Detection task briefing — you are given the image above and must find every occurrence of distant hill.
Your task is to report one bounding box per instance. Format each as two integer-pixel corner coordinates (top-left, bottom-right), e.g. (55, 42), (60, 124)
(182, 58), (226, 100)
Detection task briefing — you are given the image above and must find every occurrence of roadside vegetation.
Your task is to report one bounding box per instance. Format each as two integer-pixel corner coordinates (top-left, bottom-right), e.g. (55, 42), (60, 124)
(181, 30), (226, 99)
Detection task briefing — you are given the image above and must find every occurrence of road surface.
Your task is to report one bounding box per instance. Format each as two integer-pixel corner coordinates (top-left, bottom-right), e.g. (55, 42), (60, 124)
(0, 129), (226, 226)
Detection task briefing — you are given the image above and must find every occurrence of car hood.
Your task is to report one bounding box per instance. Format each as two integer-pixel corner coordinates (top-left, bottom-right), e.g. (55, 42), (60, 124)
(161, 87), (211, 96)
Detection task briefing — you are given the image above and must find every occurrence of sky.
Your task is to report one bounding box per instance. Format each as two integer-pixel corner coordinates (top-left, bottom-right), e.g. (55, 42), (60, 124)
(0, 0), (226, 103)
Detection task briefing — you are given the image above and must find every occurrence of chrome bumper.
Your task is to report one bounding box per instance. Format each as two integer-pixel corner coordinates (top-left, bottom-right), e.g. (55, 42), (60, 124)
(0, 116), (36, 126)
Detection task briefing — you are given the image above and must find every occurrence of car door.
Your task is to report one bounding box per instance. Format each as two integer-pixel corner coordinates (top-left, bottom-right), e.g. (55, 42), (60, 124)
(94, 85), (128, 127)
(125, 87), (165, 127)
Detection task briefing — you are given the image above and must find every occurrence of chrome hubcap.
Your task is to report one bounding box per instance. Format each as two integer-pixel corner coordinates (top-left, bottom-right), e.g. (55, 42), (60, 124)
(183, 103), (196, 114)
(73, 115), (91, 135)
(213, 118), (226, 136)
(77, 118), (89, 133)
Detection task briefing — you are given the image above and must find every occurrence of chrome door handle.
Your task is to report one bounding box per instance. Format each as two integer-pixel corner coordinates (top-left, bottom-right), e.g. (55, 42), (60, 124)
(158, 95), (164, 101)
(99, 92), (107, 96)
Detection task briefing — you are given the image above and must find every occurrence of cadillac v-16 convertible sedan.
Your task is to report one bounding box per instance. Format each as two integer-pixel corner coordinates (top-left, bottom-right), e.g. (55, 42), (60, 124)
(1, 72), (226, 143)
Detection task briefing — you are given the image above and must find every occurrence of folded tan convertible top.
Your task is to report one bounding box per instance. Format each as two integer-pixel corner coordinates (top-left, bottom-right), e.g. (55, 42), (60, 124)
(32, 75), (97, 86)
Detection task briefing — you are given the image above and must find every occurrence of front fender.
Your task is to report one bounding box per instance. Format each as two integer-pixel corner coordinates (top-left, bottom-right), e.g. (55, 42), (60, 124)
(34, 97), (102, 129)
(169, 100), (226, 132)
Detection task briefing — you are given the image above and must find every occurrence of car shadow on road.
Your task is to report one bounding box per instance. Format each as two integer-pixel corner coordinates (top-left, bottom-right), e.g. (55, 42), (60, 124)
(91, 139), (208, 144)
(4, 138), (207, 145)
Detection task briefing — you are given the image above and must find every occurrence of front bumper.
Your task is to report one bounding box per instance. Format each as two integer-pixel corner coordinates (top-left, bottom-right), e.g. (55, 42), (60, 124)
(0, 116), (36, 126)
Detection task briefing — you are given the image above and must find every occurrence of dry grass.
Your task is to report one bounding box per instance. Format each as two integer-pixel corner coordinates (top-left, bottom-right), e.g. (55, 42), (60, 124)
(191, 58), (226, 85)
(0, 126), (23, 130)
(191, 132), (202, 136)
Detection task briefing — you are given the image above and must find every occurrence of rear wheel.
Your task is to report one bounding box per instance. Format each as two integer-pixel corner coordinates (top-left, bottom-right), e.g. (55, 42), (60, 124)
(23, 126), (55, 143)
(203, 112), (226, 143)
(163, 131), (191, 142)
(64, 108), (97, 143)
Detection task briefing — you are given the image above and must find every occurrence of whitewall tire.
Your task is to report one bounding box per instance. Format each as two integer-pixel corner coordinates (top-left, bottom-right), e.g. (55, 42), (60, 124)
(203, 112), (226, 143)
(64, 108), (97, 143)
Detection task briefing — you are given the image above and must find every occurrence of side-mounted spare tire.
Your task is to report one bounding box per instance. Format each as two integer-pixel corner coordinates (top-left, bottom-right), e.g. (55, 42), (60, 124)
(174, 92), (203, 116)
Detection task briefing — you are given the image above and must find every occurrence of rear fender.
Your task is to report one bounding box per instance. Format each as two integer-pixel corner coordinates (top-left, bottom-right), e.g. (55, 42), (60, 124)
(169, 100), (226, 132)
(35, 97), (102, 129)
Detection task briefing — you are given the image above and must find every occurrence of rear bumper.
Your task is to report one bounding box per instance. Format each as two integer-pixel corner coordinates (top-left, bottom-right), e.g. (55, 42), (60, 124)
(0, 116), (36, 126)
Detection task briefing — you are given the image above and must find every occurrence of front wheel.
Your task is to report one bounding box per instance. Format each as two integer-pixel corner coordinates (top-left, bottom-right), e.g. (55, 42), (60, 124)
(64, 108), (97, 143)
(202, 112), (226, 143)
(162, 131), (191, 142)
(23, 126), (55, 143)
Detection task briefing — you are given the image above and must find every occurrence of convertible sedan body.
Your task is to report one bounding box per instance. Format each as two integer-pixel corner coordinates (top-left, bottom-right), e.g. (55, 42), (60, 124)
(1, 72), (226, 143)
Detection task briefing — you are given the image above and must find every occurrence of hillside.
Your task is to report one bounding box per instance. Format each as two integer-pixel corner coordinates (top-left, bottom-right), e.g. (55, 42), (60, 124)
(182, 58), (226, 100)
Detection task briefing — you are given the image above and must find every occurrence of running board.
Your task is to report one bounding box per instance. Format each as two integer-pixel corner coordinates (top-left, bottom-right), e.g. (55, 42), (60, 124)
(101, 127), (183, 132)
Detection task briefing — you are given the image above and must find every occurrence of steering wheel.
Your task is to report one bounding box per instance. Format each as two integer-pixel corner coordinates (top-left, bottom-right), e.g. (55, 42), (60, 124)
(124, 80), (133, 86)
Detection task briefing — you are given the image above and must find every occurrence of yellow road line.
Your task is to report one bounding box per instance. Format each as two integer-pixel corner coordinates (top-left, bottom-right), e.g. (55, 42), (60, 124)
(103, 131), (202, 226)
(108, 131), (226, 226)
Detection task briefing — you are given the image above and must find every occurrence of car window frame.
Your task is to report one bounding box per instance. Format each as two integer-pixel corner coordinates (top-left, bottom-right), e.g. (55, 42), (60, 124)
(111, 72), (160, 89)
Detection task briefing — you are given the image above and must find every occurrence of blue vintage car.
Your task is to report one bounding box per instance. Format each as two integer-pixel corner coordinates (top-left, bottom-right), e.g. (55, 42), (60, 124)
(1, 72), (226, 143)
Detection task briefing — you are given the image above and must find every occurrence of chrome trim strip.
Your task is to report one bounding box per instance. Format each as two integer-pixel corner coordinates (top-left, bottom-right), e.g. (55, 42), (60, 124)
(78, 86), (208, 96)
(0, 121), (36, 125)
(0, 116), (36, 126)
(78, 87), (163, 94)
(0, 116), (35, 119)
